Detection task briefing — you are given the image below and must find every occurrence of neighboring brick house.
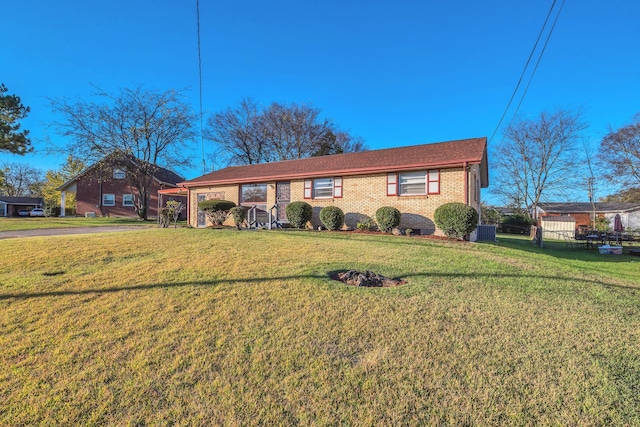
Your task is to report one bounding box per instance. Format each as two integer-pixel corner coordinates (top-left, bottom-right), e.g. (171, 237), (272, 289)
(177, 137), (489, 238)
(57, 158), (186, 219)
(538, 202), (640, 230)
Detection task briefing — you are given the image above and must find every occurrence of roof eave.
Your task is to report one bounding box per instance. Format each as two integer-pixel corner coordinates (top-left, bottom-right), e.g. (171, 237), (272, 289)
(181, 159), (483, 188)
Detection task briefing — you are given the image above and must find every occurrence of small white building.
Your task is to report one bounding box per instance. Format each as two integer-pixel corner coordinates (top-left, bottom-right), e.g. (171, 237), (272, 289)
(540, 215), (576, 240)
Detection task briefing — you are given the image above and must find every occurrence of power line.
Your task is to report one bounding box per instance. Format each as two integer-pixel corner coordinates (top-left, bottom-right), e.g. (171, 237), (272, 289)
(488, 0), (560, 144)
(510, 0), (566, 121)
(196, 0), (206, 174)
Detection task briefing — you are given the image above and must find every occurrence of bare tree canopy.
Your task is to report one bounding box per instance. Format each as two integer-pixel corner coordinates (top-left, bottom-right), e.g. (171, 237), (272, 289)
(0, 162), (43, 197)
(492, 109), (587, 216)
(598, 113), (640, 188)
(49, 85), (196, 219)
(0, 83), (32, 155)
(205, 98), (366, 166)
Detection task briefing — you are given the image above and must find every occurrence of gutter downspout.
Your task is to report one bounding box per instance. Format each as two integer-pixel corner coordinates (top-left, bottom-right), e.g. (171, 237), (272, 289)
(463, 161), (469, 205)
(186, 187), (191, 226)
(99, 169), (103, 216)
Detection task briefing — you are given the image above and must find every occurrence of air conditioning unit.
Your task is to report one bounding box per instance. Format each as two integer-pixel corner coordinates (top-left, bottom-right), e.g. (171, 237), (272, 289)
(85, 212), (96, 218)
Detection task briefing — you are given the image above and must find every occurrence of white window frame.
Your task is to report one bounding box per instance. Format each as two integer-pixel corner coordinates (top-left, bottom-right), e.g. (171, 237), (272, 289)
(113, 168), (126, 179)
(313, 178), (334, 199)
(399, 171), (426, 196)
(102, 193), (115, 206)
(122, 194), (134, 207)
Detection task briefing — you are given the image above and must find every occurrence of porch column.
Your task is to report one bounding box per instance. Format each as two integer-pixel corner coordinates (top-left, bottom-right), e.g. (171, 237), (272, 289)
(60, 191), (66, 217)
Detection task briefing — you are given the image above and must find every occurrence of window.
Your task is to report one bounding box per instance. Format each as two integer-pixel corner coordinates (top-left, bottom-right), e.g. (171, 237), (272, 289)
(102, 193), (115, 206)
(387, 170), (440, 196)
(314, 178), (334, 198)
(399, 171), (426, 195)
(113, 168), (125, 179)
(241, 184), (267, 204)
(123, 194), (134, 206)
(241, 183), (268, 222)
(305, 177), (343, 199)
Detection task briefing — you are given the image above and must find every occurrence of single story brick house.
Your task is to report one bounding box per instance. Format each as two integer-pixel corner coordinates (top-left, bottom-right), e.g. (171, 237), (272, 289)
(176, 137), (489, 238)
(537, 202), (640, 230)
(0, 196), (44, 217)
(57, 157), (186, 219)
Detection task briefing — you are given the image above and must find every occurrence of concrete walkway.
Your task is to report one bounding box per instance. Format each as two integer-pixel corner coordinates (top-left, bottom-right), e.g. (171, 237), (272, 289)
(0, 226), (150, 240)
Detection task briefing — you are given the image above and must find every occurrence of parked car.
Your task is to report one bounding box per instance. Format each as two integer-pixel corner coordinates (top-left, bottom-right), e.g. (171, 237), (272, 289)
(18, 209), (31, 216)
(29, 208), (45, 217)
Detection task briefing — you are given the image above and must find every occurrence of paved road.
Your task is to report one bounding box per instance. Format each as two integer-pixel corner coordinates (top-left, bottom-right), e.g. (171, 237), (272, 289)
(0, 226), (150, 239)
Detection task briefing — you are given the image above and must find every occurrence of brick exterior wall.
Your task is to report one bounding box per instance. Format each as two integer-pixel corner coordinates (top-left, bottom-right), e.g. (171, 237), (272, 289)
(189, 166), (479, 235)
(189, 185), (240, 226)
(75, 170), (185, 218)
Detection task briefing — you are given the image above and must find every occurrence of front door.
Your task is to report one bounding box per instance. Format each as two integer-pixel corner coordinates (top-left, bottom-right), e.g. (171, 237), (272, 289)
(276, 182), (290, 222)
(197, 194), (207, 227)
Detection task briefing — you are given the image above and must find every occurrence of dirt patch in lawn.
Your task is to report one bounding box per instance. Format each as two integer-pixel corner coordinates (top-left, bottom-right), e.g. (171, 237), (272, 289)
(330, 270), (407, 287)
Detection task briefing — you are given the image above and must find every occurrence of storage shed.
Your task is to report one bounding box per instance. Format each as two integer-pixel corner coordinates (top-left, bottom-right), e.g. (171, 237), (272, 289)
(540, 215), (576, 240)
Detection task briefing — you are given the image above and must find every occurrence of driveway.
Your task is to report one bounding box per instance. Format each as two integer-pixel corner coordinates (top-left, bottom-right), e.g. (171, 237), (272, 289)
(0, 226), (149, 240)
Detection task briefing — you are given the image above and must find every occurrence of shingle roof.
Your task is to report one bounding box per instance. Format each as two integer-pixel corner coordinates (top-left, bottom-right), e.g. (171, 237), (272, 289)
(0, 196), (44, 205)
(57, 155), (185, 191)
(541, 215), (576, 222)
(182, 137), (488, 188)
(152, 167), (184, 186)
(539, 202), (640, 213)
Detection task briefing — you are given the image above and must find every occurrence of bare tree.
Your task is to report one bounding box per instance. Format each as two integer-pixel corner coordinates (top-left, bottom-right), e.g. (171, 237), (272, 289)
(598, 113), (640, 188)
(49, 85), (196, 220)
(205, 99), (366, 166)
(492, 109), (587, 217)
(0, 162), (44, 197)
(204, 97), (266, 165)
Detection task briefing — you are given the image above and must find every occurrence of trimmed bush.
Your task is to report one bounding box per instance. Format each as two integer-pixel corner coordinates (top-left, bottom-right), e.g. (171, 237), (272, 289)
(197, 199), (236, 212)
(375, 206), (401, 233)
(230, 206), (246, 230)
(499, 213), (536, 234)
(286, 201), (313, 228)
(198, 200), (236, 226)
(434, 202), (479, 239)
(319, 206), (345, 231)
(356, 216), (377, 231)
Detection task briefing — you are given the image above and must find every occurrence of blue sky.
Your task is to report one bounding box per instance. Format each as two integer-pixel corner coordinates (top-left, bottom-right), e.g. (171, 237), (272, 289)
(2, 0), (639, 202)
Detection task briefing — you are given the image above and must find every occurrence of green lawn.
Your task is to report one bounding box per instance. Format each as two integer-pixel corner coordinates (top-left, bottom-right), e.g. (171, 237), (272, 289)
(0, 216), (155, 232)
(1, 229), (639, 425)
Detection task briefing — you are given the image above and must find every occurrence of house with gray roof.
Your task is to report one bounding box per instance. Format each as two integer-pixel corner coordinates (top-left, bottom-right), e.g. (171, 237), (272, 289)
(537, 202), (640, 230)
(0, 196), (44, 217)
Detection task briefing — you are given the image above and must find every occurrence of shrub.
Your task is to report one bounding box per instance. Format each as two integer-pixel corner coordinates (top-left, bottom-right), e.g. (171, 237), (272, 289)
(286, 201), (312, 228)
(229, 206), (246, 229)
(434, 202), (479, 239)
(197, 199), (236, 226)
(499, 213), (536, 234)
(375, 206), (401, 233)
(197, 199), (236, 212)
(356, 216), (377, 231)
(319, 206), (345, 231)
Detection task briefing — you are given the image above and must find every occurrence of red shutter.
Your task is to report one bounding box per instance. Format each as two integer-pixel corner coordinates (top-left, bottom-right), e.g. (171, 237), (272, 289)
(387, 173), (398, 196)
(427, 169), (440, 195)
(304, 179), (312, 199)
(334, 177), (343, 198)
